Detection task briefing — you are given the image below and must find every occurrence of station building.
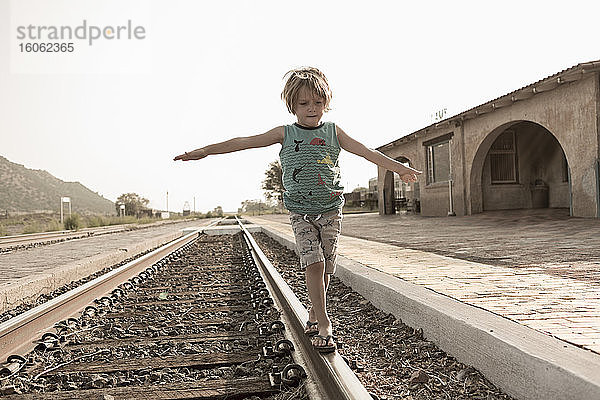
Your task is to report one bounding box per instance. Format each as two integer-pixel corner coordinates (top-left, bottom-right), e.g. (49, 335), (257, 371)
(376, 60), (600, 218)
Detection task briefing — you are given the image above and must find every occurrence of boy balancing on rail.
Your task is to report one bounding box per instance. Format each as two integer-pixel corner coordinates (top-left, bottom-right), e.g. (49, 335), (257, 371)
(174, 67), (421, 353)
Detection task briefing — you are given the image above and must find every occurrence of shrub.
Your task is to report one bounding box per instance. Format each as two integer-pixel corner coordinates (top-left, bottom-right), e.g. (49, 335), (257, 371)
(86, 215), (106, 228)
(112, 216), (137, 225)
(23, 223), (42, 234)
(45, 219), (63, 232)
(64, 214), (81, 230)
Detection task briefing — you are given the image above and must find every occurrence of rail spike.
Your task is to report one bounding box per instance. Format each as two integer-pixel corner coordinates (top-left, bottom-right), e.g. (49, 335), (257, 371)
(274, 339), (294, 356)
(269, 320), (285, 333)
(35, 332), (60, 352)
(280, 363), (306, 386)
(0, 354), (27, 376)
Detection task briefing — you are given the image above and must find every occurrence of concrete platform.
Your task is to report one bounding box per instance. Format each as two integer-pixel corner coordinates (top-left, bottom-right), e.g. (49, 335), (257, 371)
(199, 224), (262, 235)
(246, 213), (600, 400)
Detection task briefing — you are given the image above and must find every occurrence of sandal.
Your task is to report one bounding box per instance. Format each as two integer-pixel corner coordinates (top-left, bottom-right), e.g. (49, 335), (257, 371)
(312, 334), (336, 353)
(304, 320), (319, 336)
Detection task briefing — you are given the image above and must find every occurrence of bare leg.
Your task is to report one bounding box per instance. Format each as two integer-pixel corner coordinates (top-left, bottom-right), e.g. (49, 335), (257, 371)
(305, 261), (333, 346)
(308, 272), (330, 322)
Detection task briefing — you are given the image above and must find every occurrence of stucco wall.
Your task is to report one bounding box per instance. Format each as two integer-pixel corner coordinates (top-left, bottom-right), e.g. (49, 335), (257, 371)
(378, 72), (599, 218)
(420, 183), (451, 215)
(466, 74), (598, 217)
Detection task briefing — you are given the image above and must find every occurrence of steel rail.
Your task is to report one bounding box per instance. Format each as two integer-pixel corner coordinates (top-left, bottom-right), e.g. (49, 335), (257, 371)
(0, 225), (134, 248)
(0, 230), (87, 245)
(0, 218), (202, 247)
(0, 229), (203, 362)
(237, 218), (373, 400)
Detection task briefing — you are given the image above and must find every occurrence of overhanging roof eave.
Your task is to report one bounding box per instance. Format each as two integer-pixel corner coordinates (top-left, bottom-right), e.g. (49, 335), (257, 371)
(377, 60), (600, 152)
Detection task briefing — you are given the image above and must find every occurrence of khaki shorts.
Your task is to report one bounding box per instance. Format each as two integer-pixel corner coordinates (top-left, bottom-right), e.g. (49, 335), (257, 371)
(289, 209), (343, 274)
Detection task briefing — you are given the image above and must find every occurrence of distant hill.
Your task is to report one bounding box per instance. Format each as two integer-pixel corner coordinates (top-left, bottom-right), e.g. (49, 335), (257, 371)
(0, 156), (115, 214)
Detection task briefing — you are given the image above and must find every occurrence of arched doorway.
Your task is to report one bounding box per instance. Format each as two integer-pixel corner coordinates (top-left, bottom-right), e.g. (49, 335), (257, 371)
(382, 157), (419, 214)
(470, 121), (570, 213)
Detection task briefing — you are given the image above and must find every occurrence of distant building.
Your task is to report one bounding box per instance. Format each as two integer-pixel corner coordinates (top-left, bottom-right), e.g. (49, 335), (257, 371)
(137, 208), (153, 218)
(183, 201), (191, 216)
(344, 179), (378, 209)
(376, 60), (600, 217)
(368, 178), (378, 198)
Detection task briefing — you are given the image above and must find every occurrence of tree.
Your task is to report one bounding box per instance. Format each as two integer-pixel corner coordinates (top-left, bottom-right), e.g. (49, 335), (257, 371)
(116, 193), (150, 217)
(206, 206), (223, 218)
(239, 199), (273, 215)
(262, 160), (284, 208)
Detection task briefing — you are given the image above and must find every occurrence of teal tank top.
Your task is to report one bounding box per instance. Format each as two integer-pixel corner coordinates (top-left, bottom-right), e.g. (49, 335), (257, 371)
(279, 122), (344, 214)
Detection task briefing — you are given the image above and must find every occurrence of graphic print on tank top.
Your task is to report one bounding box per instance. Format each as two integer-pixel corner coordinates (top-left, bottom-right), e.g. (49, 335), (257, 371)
(279, 122), (344, 214)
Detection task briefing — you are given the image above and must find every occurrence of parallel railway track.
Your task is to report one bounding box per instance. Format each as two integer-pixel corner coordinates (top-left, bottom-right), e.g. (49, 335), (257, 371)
(0, 225), (130, 248)
(0, 219), (198, 252)
(0, 218), (372, 399)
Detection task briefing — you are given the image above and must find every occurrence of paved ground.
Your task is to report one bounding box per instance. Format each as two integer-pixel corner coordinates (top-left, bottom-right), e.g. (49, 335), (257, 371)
(256, 209), (600, 282)
(247, 209), (600, 355)
(0, 219), (212, 285)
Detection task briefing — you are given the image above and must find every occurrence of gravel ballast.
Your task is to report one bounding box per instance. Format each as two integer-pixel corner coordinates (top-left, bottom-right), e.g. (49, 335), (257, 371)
(253, 232), (515, 400)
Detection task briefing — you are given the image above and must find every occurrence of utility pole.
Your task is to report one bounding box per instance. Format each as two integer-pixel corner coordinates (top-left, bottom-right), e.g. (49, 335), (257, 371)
(166, 191), (169, 213)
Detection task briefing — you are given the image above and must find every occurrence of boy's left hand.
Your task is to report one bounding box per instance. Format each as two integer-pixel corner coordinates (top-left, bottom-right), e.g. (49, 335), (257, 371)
(400, 173), (418, 183)
(396, 166), (421, 183)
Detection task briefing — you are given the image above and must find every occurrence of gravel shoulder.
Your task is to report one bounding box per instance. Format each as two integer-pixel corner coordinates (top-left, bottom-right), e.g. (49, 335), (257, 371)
(254, 232), (515, 400)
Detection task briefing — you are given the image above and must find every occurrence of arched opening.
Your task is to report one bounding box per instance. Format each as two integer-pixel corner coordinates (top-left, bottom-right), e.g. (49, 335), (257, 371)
(382, 156), (419, 214)
(470, 121), (570, 214)
(383, 171), (395, 214)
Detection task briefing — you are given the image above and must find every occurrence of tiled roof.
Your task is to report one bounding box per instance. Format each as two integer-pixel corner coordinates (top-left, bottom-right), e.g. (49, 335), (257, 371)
(377, 60), (600, 151)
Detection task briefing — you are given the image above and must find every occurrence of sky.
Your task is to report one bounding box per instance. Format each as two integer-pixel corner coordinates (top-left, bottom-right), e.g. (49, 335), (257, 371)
(1, 0), (599, 213)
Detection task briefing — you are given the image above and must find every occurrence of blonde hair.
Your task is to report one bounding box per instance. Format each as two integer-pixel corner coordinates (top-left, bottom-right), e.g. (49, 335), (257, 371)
(281, 67), (332, 115)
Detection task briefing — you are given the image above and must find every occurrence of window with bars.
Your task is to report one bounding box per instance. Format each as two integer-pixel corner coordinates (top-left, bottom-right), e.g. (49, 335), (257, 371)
(426, 141), (450, 184)
(489, 130), (517, 183)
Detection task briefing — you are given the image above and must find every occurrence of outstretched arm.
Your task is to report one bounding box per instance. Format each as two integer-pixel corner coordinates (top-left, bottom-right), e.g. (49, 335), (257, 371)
(336, 125), (422, 182)
(174, 126), (284, 161)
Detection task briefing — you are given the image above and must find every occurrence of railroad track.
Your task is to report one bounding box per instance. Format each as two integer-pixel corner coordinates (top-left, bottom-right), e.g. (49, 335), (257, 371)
(0, 225), (131, 251)
(0, 219), (200, 252)
(0, 218), (373, 399)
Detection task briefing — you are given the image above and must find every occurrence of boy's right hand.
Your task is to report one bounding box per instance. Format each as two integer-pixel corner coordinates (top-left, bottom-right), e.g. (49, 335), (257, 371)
(173, 148), (207, 161)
